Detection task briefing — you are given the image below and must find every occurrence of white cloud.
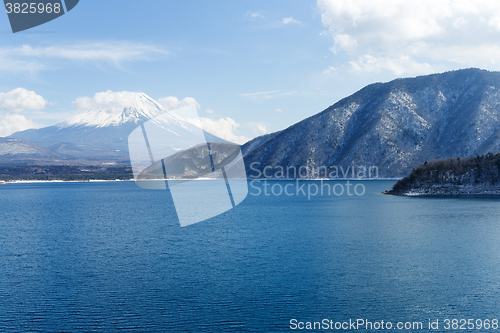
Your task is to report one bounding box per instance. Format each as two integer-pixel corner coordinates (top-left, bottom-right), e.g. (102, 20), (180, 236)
(0, 88), (47, 113)
(0, 88), (46, 136)
(0, 41), (168, 73)
(276, 108), (283, 112)
(73, 90), (158, 111)
(15, 42), (167, 62)
(205, 109), (215, 114)
(247, 122), (268, 135)
(0, 57), (46, 73)
(186, 117), (250, 145)
(322, 66), (336, 74)
(241, 90), (303, 100)
(158, 96), (200, 111)
(282, 17), (302, 25)
(317, 0), (500, 74)
(349, 55), (435, 76)
(0, 114), (40, 137)
(241, 90), (280, 98)
(248, 11), (264, 19)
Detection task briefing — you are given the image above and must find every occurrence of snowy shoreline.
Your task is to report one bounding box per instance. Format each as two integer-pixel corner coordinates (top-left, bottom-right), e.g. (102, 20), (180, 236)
(0, 178), (399, 185)
(390, 192), (500, 196)
(386, 183), (500, 196)
(0, 179), (136, 185)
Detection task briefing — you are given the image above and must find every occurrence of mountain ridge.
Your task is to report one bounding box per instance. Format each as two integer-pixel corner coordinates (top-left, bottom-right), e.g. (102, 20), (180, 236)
(242, 68), (500, 178)
(0, 137), (64, 164)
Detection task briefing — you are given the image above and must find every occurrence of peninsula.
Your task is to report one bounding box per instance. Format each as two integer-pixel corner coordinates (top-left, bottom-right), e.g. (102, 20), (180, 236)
(386, 152), (500, 195)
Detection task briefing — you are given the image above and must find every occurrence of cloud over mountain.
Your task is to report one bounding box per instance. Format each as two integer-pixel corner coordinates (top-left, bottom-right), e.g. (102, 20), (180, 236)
(158, 96), (200, 111)
(73, 90), (157, 112)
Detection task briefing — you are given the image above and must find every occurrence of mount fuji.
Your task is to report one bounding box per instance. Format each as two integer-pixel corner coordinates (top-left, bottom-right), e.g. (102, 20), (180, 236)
(8, 93), (223, 164)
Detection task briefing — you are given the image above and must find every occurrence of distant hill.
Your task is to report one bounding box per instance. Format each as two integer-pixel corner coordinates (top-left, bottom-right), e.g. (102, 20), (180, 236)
(0, 137), (64, 164)
(242, 68), (500, 178)
(386, 152), (500, 195)
(0, 165), (133, 182)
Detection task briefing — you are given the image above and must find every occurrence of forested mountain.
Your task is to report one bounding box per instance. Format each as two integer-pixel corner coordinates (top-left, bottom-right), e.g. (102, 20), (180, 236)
(242, 68), (500, 178)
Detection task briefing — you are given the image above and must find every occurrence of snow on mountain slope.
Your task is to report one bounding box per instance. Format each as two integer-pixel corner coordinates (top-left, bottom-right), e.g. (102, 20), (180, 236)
(0, 138), (62, 164)
(0, 138), (52, 156)
(57, 92), (165, 128)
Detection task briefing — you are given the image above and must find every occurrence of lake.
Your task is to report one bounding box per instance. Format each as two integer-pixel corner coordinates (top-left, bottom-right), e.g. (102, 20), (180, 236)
(1, 180), (500, 332)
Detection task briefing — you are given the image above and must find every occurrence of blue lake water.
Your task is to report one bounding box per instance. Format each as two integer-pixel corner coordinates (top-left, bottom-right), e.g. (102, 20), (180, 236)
(1, 180), (500, 332)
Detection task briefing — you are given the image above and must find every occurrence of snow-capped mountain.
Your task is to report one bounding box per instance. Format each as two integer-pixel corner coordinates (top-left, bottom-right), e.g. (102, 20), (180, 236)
(8, 92), (219, 164)
(242, 68), (500, 178)
(57, 93), (165, 128)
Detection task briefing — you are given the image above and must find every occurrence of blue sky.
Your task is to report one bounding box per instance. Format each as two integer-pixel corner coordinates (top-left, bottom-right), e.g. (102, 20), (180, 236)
(2, 0), (500, 143)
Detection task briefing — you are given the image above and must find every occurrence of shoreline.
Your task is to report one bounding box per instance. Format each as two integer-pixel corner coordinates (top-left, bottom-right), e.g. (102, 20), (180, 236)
(1, 178), (400, 185)
(383, 190), (500, 196)
(0, 179), (136, 184)
(248, 177), (399, 181)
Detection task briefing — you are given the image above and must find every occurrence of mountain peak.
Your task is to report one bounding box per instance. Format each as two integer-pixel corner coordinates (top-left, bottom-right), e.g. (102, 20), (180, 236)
(57, 92), (165, 128)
